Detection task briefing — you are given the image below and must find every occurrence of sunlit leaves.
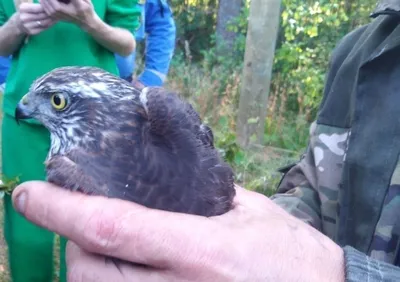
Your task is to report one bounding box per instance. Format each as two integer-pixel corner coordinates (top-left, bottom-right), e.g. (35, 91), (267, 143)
(273, 0), (374, 113)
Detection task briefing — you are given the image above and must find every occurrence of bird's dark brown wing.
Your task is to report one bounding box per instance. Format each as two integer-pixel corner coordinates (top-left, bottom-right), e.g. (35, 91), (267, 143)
(46, 87), (235, 217)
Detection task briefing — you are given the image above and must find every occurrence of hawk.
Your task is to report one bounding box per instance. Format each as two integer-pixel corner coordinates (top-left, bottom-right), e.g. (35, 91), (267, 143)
(15, 66), (236, 217)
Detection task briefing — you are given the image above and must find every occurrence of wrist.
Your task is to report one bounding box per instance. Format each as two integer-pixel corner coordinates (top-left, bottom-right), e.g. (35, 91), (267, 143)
(10, 13), (27, 37)
(80, 12), (105, 34)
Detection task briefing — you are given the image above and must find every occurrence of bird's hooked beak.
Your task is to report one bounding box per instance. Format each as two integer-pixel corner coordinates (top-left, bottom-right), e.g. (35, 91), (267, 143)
(15, 94), (33, 125)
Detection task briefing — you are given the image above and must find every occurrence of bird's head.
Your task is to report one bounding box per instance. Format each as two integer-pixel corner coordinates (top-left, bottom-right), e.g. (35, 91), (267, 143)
(15, 66), (143, 154)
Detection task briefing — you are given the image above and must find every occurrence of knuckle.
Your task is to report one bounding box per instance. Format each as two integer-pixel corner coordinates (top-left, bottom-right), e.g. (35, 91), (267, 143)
(18, 5), (26, 12)
(68, 265), (100, 282)
(78, 5), (90, 13)
(67, 264), (86, 282)
(19, 14), (27, 23)
(42, 19), (50, 26)
(48, 10), (57, 16)
(82, 210), (124, 254)
(53, 5), (62, 13)
(30, 28), (41, 35)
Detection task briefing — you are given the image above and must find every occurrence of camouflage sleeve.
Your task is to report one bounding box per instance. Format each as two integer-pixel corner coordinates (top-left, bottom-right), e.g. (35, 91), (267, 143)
(344, 246), (400, 281)
(270, 121), (322, 231)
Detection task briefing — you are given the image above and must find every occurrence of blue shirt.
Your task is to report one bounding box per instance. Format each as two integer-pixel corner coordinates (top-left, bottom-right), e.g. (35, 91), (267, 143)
(115, 0), (176, 86)
(0, 55), (10, 85)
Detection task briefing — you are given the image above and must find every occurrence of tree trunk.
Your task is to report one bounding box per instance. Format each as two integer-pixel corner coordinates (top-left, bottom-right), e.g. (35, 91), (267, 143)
(236, 0), (282, 148)
(216, 0), (244, 51)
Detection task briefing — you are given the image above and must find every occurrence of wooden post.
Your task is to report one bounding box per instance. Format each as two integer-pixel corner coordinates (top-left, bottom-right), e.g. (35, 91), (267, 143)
(216, 0), (244, 52)
(236, 0), (282, 148)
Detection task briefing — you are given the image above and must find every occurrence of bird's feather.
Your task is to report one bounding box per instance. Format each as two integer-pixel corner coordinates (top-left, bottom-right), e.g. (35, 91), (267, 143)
(24, 67), (236, 217)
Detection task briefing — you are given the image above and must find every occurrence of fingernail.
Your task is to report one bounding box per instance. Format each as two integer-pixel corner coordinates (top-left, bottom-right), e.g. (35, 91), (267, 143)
(15, 191), (27, 214)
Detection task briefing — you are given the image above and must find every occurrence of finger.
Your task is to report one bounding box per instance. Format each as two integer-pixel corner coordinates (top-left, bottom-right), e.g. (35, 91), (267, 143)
(46, 0), (64, 14)
(19, 3), (45, 14)
(23, 18), (54, 34)
(67, 241), (168, 282)
(40, 0), (56, 16)
(12, 181), (220, 268)
(66, 241), (125, 282)
(19, 11), (53, 24)
(28, 26), (53, 35)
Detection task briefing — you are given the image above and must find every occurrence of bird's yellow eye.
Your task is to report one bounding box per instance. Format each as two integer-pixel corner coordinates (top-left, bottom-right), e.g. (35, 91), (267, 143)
(51, 93), (67, 110)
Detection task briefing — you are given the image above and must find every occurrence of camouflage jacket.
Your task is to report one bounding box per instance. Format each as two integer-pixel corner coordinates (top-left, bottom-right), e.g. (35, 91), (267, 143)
(271, 1), (400, 280)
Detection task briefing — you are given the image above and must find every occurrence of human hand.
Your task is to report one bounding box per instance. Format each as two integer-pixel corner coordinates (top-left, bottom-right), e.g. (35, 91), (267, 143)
(39, 0), (97, 30)
(15, 3), (56, 35)
(11, 181), (345, 282)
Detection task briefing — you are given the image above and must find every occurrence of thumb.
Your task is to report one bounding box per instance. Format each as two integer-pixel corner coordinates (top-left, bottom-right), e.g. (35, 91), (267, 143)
(11, 180), (218, 267)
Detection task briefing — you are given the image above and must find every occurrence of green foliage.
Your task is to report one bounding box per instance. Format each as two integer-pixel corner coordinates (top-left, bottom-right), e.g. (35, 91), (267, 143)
(152, 0), (379, 193)
(170, 0), (218, 60)
(170, 0), (377, 120)
(264, 114), (309, 152)
(272, 0), (374, 117)
(0, 175), (20, 198)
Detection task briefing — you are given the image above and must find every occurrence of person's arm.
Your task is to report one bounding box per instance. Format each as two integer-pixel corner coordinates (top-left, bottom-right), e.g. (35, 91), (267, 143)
(40, 0), (141, 57)
(83, 13), (136, 57)
(0, 3), (56, 56)
(0, 13), (25, 56)
(93, 0), (141, 57)
(138, 0), (176, 86)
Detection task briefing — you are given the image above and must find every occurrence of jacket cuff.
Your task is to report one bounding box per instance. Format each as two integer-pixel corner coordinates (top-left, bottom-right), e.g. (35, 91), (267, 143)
(138, 69), (165, 87)
(344, 246), (400, 281)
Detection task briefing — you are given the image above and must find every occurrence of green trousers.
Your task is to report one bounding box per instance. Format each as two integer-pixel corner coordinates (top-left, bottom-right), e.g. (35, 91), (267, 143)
(2, 113), (67, 282)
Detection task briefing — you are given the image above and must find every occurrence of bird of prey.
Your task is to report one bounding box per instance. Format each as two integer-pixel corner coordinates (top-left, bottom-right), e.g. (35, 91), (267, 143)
(15, 66), (236, 217)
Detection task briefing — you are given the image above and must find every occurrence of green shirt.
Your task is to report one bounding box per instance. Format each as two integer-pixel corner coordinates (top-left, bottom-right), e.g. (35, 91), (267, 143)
(0, 0), (141, 120)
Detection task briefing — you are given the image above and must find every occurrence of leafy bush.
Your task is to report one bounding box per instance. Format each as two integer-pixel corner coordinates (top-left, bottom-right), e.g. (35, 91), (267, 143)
(150, 0), (378, 193)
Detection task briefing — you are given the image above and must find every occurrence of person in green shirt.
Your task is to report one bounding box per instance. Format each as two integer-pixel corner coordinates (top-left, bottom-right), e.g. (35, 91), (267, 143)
(0, 0), (140, 281)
